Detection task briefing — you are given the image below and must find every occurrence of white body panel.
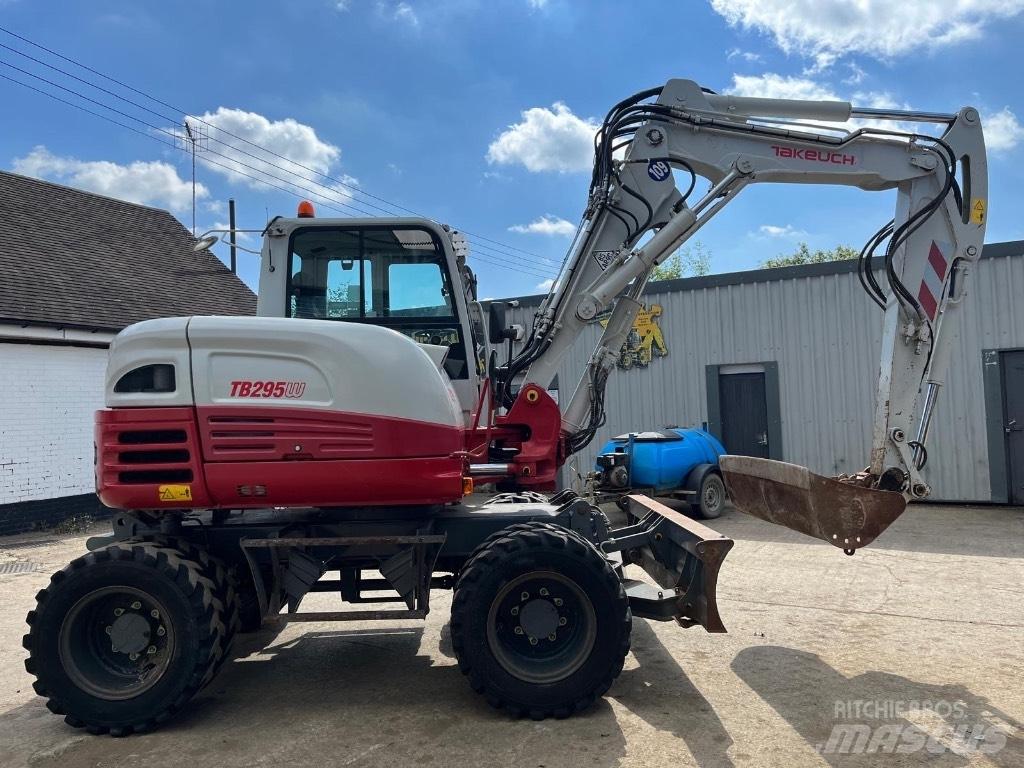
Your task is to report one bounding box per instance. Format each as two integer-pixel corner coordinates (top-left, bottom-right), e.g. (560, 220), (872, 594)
(106, 317), (195, 408)
(106, 316), (463, 428)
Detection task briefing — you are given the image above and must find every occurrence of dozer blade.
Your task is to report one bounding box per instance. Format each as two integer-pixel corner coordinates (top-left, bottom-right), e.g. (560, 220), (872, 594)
(605, 494), (734, 632)
(719, 455), (907, 552)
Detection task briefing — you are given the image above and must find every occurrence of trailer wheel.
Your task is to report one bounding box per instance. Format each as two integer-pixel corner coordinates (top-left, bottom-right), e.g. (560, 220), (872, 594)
(23, 542), (224, 736)
(698, 473), (726, 519)
(451, 523), (631, 719)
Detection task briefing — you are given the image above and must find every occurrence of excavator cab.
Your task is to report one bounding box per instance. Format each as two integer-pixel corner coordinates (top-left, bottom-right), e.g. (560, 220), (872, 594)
(254, 214), (487, 424)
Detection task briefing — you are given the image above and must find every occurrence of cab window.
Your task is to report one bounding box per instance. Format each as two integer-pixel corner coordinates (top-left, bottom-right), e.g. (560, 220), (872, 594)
(287, 227), (467, 378)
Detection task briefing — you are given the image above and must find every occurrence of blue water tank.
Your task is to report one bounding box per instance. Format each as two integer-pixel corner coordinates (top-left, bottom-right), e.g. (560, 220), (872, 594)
(596, 428), (725, 492)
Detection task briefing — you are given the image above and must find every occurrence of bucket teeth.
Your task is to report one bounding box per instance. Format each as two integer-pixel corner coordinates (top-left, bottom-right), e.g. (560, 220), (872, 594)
(719, 455), (907, 552)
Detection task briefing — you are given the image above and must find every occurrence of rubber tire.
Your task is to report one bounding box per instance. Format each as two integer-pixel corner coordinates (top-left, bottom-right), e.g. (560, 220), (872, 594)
(451, 522), (631, 719)
(23, 542), (225, 736)
(697, 472), (726, 520)
(151, 537), (240, 674)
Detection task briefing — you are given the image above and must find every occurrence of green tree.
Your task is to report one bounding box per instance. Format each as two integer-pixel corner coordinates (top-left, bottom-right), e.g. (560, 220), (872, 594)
(762, 242), (857, 269)
(651, 241), (712, 281)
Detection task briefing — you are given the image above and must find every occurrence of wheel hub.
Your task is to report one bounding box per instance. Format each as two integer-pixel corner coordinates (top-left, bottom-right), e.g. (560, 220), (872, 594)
(705, 484), (720, 508)
(519, 598), (560, 639)
(109, 612), (152, 655)
(60, 586), (175, 700)
(486, 571), (597, 684)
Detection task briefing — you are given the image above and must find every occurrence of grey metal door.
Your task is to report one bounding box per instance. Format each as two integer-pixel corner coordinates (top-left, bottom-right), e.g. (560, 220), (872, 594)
(719, 372), (770, 458)
(1002, 351), (1024, 504)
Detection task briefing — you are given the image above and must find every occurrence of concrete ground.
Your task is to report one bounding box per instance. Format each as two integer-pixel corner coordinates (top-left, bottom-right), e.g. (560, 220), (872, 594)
(0, 502), (1021, 768)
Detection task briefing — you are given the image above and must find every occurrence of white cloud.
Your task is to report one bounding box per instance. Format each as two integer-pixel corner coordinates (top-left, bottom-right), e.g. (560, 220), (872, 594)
(394, 2), (418, 26)
(375, 1), (418, 26)
(726, 47), (763, 63)
(759, 224), (807, 238)
(536, 278), (555, 291)
(983, 107), (1024, 152)
(487, 102), (598, 173)
(189, 108), (355, 199)
(509, 215), (576, 236)
(528, 0), (548, 8)
(710, 0), (1024, 60)
(12, 145), (205, 213)
(728, 72), (840, 102)
(842, 62), (867, 86)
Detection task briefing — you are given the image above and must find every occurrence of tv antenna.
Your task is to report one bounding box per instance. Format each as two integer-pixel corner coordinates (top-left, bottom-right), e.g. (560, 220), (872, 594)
(175, 119), (208, 234)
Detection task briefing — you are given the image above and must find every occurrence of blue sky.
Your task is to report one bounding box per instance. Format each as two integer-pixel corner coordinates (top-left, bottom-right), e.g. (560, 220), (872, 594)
(2, 0), (1023, 298)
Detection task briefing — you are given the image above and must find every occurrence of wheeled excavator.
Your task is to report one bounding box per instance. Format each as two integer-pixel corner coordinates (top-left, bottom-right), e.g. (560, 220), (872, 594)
(23, 79), (987, 735)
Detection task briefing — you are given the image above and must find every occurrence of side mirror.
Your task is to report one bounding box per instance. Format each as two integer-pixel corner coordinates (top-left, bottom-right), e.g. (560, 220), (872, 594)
(488, 302), (510, 344)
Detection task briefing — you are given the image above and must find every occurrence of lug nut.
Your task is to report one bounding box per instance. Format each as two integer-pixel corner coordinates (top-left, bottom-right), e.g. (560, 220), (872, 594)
(520, 591), (529, 601)
(558, 617), (567, 626)
(553, 598), (563, 607)
(150, 609), (160, 619)
(156, 626), (166, 637)
(147, 645), (157, 655)
(130, 601), (142, 610)
(105, 626), (113, 635)
(547, 634), (556, 641)
(510, 606), (519, 616)
(539, 588), (549, 597)
(113, 608), (125, 617)
(529, 637), (538, 646)
(514, 626), (524, 635)
(129, 652), (139, 661)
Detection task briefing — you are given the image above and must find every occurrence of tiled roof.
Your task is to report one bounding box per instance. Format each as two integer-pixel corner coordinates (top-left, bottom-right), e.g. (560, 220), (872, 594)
(0, 170), (256, 331)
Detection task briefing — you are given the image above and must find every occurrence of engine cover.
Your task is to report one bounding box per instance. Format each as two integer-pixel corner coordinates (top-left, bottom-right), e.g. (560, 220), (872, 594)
(96, 317), (467, 510)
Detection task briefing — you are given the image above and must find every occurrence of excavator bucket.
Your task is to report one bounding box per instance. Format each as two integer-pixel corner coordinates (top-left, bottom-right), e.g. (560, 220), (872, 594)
(719, 455), (907, 553)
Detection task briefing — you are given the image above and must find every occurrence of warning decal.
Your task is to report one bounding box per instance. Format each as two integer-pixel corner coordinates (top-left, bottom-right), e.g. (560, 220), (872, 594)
(158, 484), (192, 503)
(592, 250), (616, 270)
(970, 198), (986, 225)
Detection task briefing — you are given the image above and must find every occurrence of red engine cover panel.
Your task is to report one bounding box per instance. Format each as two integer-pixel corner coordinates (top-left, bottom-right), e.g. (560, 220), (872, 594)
(96, 406), (466, 510)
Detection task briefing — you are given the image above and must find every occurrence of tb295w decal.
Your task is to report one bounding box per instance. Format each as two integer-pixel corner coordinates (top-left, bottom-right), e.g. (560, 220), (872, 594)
(229, 380), (306, 398)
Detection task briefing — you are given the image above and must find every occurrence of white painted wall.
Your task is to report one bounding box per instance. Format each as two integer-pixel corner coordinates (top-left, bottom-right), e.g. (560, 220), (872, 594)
(0, 343), (107, 504)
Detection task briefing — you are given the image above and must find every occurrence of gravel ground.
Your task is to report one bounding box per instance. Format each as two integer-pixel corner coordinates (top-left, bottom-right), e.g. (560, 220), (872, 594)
(0, 502), (1021, 768)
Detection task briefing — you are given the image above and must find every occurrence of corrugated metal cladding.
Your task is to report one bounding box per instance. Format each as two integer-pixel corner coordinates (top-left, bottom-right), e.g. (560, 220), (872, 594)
(500, 243), (1024, 502)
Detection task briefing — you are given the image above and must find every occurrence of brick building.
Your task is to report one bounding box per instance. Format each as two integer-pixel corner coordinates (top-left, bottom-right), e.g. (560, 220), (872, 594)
(0, 171), (255, 535)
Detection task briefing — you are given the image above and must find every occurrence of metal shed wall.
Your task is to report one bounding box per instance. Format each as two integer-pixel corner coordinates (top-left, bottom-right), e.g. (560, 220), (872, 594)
(500, 243), (1024, 501)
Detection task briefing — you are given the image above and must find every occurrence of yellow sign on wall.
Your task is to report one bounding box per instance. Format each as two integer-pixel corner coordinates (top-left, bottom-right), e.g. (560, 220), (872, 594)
(600, 303), (668, 370)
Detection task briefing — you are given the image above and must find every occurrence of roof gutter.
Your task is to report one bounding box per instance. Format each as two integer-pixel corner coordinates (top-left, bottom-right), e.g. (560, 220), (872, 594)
(0, 322), (116, 348)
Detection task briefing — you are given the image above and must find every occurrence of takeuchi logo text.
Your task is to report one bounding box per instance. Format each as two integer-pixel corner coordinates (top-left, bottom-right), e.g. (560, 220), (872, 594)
(772, 145), (856, 166)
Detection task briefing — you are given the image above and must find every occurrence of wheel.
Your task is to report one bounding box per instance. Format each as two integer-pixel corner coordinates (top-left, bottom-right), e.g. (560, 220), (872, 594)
(152, 537), (240, 672)
(697, 472), (727, 519)
(451, 522), (631, 719)
(23, 542), (225, 736)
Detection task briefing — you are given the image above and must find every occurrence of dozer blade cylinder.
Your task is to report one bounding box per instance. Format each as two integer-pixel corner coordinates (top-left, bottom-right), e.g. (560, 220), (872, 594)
(604, 494), (734, 633)
(719, 455), (907, 553)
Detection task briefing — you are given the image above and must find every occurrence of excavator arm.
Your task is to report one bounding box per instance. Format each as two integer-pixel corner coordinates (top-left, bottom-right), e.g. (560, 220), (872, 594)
(493, 78), (988, 551)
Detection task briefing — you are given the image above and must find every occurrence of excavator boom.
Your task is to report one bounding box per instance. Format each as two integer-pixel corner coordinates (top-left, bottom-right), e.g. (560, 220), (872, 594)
(495, 79), (987, 550)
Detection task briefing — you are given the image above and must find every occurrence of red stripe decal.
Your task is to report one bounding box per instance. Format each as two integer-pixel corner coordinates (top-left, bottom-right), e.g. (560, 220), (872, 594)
(918, 282), (938, 320)
(928, 241), (947, 279)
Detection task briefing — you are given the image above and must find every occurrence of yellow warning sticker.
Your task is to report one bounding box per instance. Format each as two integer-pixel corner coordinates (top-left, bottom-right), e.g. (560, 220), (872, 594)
(158, 484), (192, 503)
(971, 198), (986, 225)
